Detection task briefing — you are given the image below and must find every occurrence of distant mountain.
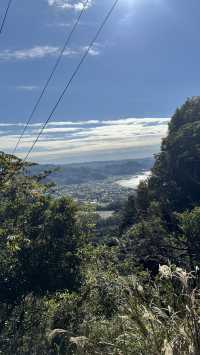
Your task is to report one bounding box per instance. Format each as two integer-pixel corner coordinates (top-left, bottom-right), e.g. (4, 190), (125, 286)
(29, 158), (154, 186)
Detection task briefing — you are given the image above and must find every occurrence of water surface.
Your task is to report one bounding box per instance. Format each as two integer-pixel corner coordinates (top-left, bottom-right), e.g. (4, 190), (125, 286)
(116, 171), (151, 189)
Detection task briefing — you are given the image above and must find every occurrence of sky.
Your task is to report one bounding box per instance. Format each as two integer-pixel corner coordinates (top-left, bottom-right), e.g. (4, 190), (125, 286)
(0, 0), (199, 163)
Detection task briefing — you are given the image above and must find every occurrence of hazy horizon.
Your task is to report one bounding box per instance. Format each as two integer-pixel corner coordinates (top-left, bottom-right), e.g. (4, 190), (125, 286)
(0, 116), (169, 163)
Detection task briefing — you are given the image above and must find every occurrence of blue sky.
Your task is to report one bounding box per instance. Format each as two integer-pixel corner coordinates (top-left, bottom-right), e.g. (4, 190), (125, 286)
(0, 0), (199, 163)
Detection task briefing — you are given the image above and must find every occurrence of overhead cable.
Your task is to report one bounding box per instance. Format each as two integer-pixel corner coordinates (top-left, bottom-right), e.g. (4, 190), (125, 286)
(0, 0), (13, 35)
(12, 0), (89, 155)
(23, 0), (119, 162)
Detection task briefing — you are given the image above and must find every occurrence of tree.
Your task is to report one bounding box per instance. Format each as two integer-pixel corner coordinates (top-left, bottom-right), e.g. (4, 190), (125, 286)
(174, 207), (200, 269)
(121, 217), (173, 274)
(120, 195), (137, 232)
(0, 153), (82, 304)
(148, 97), (200, 213)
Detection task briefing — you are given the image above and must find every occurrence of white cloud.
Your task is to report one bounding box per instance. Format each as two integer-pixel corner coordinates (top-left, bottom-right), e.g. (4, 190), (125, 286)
(0, 120), (99, 128)
(63, 42), (102, 57)
(47, 20), (97, 29)
(101, 117), (168, 126)
(39, 127), (81, 134)
(0, 46), (59, 61)
(81, 44), (100, 56)
(47, 120), (99, 126)
(16, 85), (39, 91)
(0, 117), (169, 163)
(47, 0), (94, 11)
(0, 43), (102, 61)
(0, 122), (42, 127)
(46, 22), (72, 28)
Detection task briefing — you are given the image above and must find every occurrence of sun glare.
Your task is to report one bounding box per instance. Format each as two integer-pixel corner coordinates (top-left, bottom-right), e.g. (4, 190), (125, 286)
(123, 0), (135, 6)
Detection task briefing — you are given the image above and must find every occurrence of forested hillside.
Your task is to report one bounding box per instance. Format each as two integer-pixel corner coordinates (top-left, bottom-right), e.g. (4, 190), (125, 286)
(1, 97), (200, 354)
(29, 158), (153, 185)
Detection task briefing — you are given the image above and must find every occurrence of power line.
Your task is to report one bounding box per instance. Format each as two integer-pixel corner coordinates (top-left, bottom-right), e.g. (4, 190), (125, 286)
(23, 0), (119, 163)
(0, 0), (13, 35)
(12, 0), (89, 155)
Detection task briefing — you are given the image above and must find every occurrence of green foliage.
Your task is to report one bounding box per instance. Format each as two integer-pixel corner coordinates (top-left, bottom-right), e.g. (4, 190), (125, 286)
(149, 97), (200, 212)
(0, 152), (83, 302)
(1, 97), (200, 354)
(121, 217), (173, 274)
(40, 267), (200, 355)
(120, 195), (137, 232)
(120, 97), (200, 274)
(174, 207), (200, 268)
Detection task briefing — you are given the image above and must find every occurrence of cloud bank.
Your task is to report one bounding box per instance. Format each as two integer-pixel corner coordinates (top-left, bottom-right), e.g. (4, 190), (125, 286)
(0, 117), (169, 164)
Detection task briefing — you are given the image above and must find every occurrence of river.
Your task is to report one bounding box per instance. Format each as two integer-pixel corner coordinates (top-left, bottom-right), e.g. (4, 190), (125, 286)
(116, 171), (151, 189)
